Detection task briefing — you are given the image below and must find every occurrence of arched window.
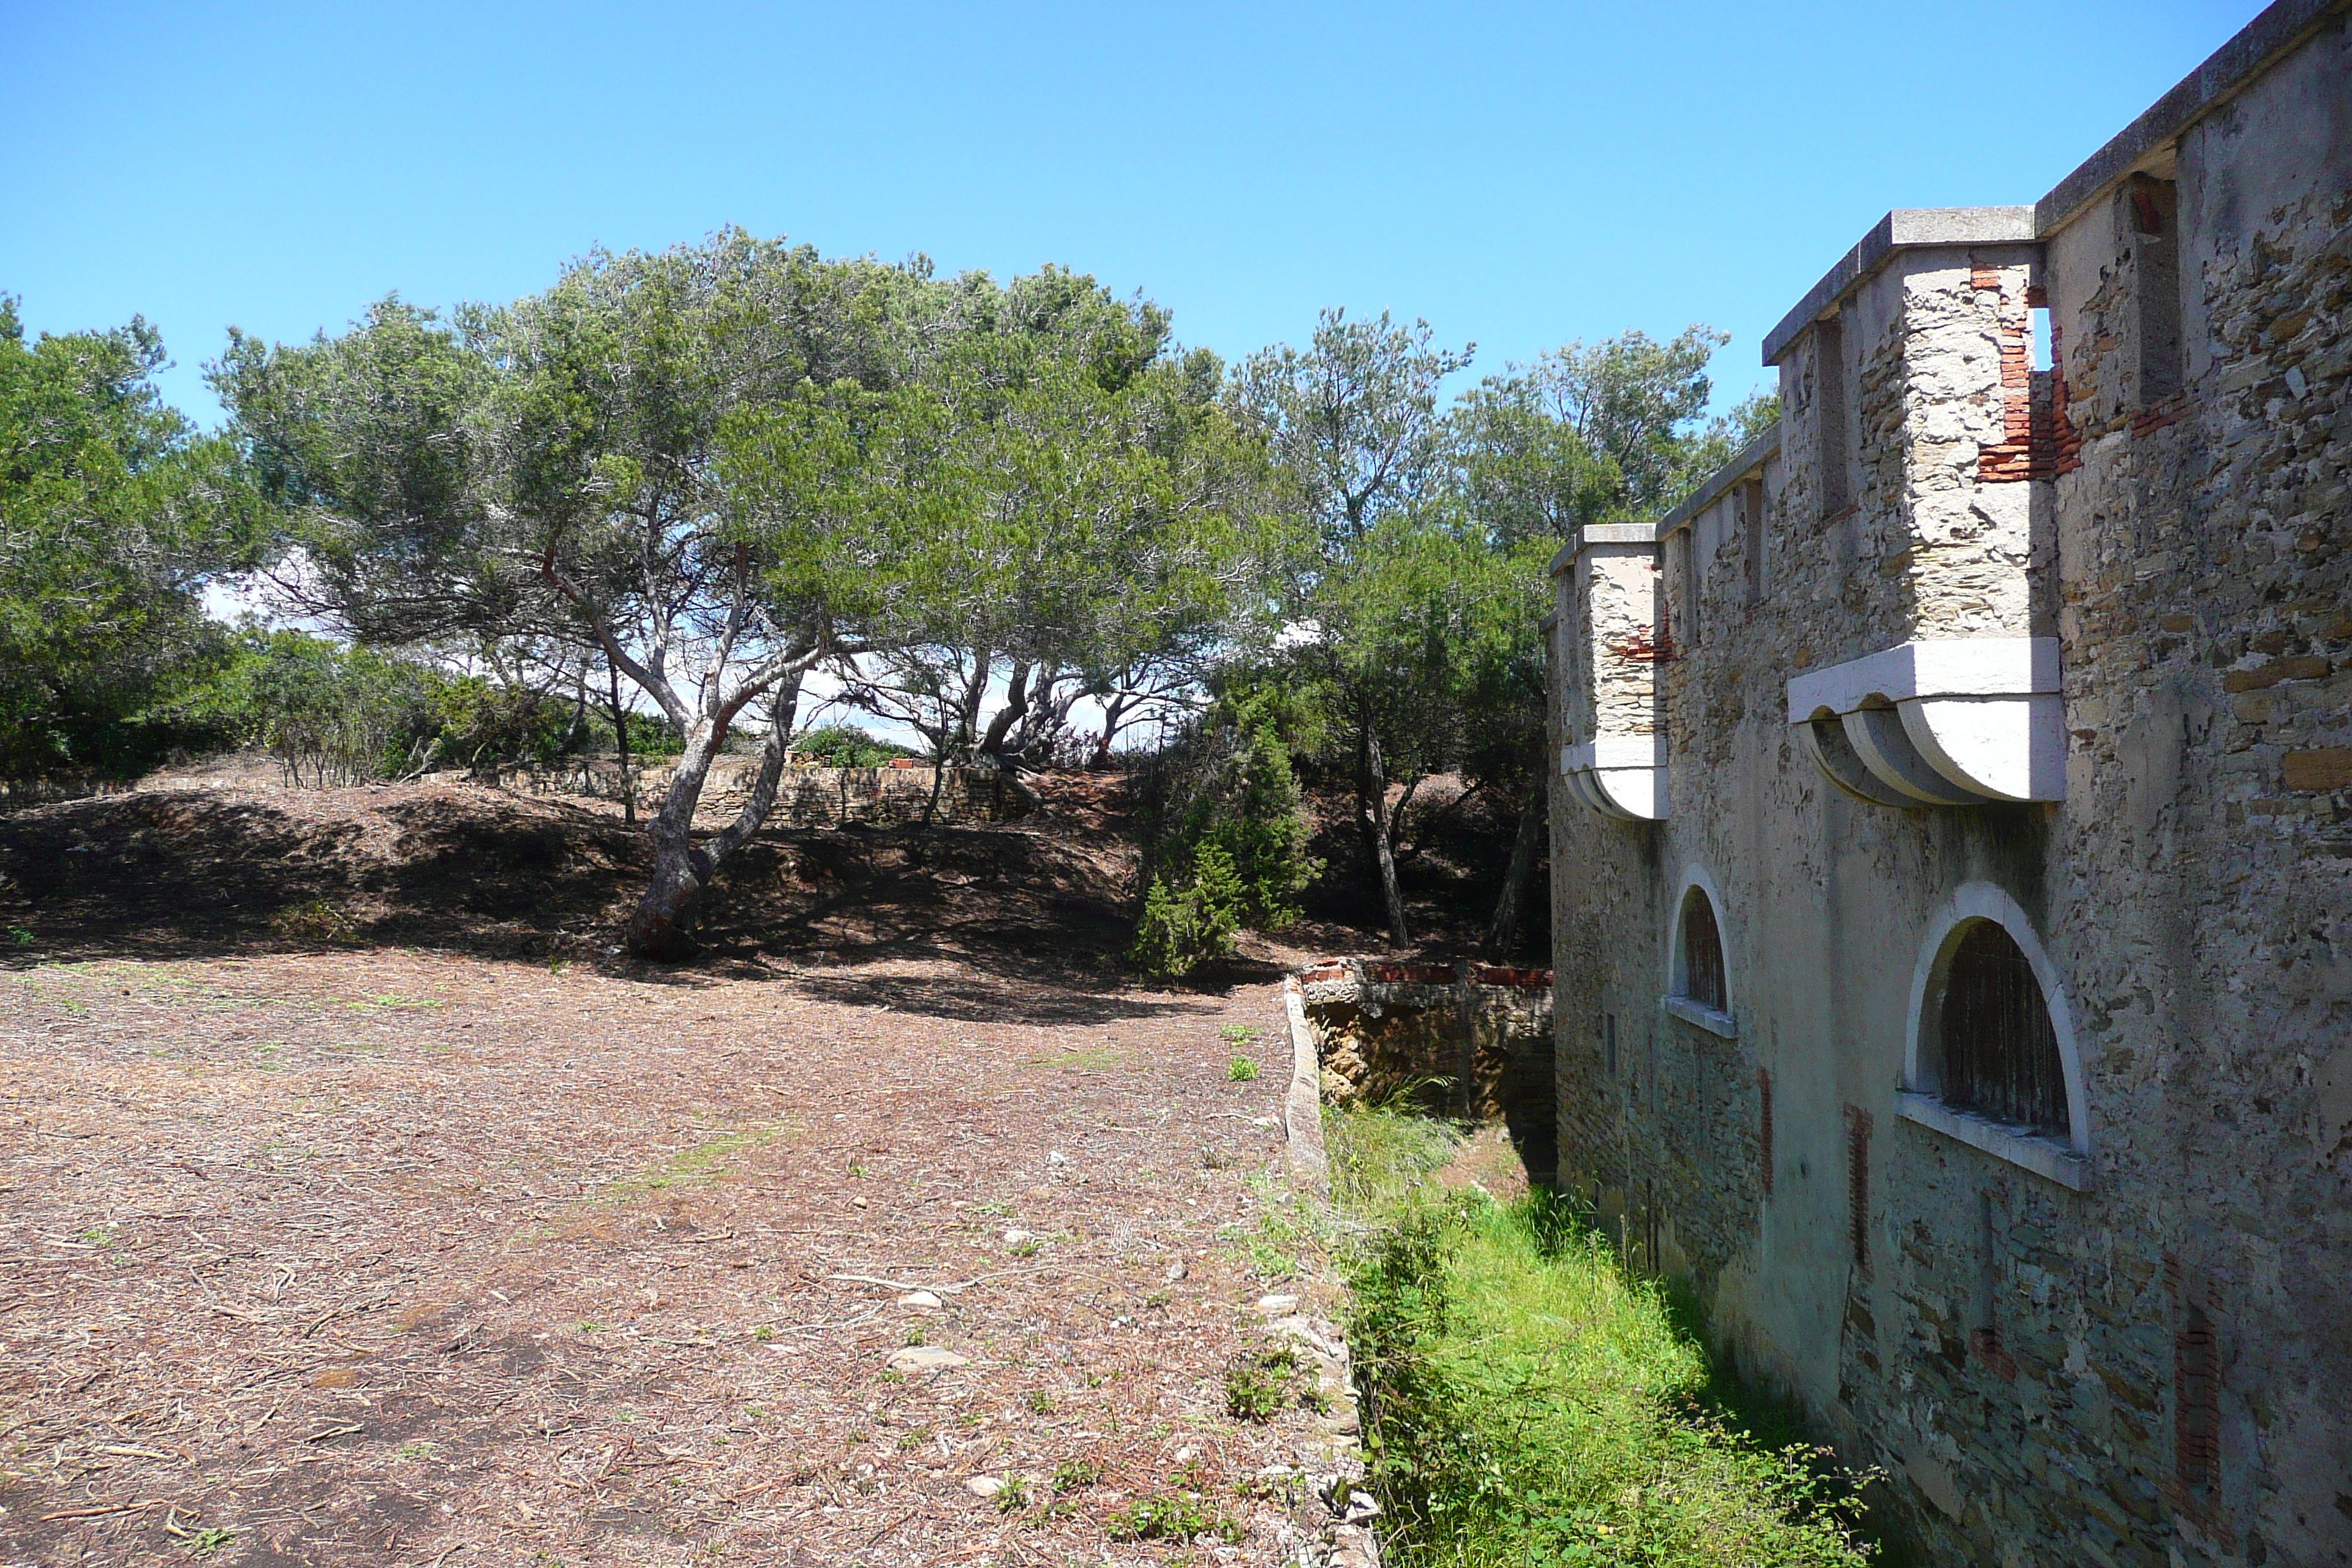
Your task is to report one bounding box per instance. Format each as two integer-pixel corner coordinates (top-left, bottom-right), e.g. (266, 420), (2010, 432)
(1900, 884), (2089, 1188)
(1934, 920), (2068, 1137)
(1674, 886), (1726, 1013)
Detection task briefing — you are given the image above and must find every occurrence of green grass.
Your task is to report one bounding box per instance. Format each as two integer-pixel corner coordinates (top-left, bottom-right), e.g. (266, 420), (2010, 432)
(1327, 1103), (1463, 1213)
(1227, 1055), (1260, 1082)
(596, 1124), (777, 1205)
(1327, 1107), (1873, 1568)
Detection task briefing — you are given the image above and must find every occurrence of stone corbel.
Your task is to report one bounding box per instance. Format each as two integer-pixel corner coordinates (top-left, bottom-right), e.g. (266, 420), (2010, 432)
(1560, 736), (1669, 821)
(1787, 638), (2064, 804)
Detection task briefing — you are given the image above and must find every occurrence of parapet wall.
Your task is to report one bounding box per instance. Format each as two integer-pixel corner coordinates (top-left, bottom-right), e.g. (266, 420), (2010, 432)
(1295, 958), (1556, 1183)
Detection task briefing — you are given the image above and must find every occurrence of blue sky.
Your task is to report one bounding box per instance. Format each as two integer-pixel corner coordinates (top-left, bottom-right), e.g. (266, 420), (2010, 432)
(4, 0), (2261, 428)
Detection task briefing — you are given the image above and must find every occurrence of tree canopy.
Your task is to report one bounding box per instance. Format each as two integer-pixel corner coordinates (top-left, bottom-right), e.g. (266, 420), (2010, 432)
(214, 234), (1289, 954)
(0, 298), (256, 778)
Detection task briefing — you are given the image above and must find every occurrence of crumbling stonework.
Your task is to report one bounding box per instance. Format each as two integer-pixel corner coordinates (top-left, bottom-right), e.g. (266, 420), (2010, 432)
(1547, 6), (2352, 1566)
(1297, 959), (1556, 1179)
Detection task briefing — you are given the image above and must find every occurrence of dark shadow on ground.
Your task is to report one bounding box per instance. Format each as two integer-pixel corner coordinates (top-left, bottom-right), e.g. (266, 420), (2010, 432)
(1297, 778), (1550, 964)
(0, 785), (1266, 1028)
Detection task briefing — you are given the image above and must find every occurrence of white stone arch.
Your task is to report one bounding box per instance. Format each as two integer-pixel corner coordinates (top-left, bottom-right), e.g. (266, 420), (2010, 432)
(1662, 862), (1736, 1036)
(1902, 881), (2091, 1161)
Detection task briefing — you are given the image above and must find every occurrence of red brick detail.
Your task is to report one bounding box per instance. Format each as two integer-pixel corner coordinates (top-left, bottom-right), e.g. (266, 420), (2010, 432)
(2133, 393), (2189, 435)
(1844, 1104), (1872, 1272)
(1608, 624), (1676, 663)
(1969, 1325), (2020, 1383)
(1468, 964), (1553, 989)
(1370, 962), (1458, 986)
(1978, 298), (2083, 483)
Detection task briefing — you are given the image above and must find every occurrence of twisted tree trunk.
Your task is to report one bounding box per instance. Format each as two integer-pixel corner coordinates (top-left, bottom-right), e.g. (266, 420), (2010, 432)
(1362, 725), (1410, 950)
(625, 674), (802, 960)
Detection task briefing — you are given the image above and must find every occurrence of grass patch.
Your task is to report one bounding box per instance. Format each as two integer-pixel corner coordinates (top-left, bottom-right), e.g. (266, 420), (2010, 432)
(598, 1125), (778, 1205)
(1328, 1102), (1463, 1213)
(1330, 1107), (1872, 1568)
(1019, 1044), (1132, 1071)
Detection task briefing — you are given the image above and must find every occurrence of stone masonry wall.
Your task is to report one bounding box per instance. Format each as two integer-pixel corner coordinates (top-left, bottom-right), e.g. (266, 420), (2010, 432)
(1547, 11), (2351, 1567)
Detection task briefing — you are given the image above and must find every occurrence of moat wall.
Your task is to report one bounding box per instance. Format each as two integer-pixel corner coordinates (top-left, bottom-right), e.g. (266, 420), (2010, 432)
(1545, 7), (2352, 1565)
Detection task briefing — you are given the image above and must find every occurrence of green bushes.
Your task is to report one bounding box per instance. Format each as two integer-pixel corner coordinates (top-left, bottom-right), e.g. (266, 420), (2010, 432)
(178, 630), (602, 785)
(793, 723), (913, 768)
(1328, 1110), (1872, 1568)
(1128, 843), (1246, 979)
(1128, 691), (1318, 979)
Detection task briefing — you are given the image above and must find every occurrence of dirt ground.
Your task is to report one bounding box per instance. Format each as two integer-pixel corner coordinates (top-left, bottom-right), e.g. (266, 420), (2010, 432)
(0, 777), (1366, 1567)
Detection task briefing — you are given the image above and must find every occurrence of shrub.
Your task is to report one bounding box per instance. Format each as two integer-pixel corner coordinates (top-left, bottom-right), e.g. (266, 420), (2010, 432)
(1128, 843), (1247, 979)
(793, 723), (912, 768)
(1131, 690), (1319, 964)
(1228, 1055), (1259, 1082)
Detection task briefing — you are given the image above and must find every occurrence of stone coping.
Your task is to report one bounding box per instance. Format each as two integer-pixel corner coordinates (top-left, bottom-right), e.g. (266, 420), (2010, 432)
(2035, 0), (2352, 236)
(1294, 957), (1555, 992)
(1654, 422), (1782, 541)
(1762, 208), (2035, 366)
(1758, 2), (2351, 369)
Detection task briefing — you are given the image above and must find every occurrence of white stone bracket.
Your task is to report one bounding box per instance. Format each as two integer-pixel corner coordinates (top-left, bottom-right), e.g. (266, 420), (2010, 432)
(1787, 638), (2064, 804)
(1560, 736), (1670, 821)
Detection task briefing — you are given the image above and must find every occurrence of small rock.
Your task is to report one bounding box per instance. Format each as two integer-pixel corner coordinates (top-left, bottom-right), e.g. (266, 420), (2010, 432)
(1003, 1228), (1037, 1246)
(965, 1474), (1006, 1497)
(1343, 1489), (1381, 1523)
(887, 1346), (969, 1373)
(1047, 1150), (1070, 1166)
(1164, 1260), (1187, 1282)
(1174, 1445), (1195, 1465)
(898, 1290), (942, 1309)
(1256, 1294), (1300, 1313)
(851, 1196), (867, 1208)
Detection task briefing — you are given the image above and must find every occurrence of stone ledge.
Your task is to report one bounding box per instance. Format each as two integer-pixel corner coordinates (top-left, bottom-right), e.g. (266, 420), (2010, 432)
(2035, 0), (2352, 235)
(1762, 208), (2036, 366)
(1893, 1091), (2092, 1192)
(1662, 995), (1738, 1039)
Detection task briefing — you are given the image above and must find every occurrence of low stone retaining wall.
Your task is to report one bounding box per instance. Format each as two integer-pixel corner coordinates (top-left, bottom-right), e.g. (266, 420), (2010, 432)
(1294, 957), (1556, 1183)
(468, 758), (1025, 826)
(0, 775), (136, 810)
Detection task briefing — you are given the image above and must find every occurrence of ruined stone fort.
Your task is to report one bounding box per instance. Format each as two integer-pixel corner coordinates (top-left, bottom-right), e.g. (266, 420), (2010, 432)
(1543, 2), (2351, 1563)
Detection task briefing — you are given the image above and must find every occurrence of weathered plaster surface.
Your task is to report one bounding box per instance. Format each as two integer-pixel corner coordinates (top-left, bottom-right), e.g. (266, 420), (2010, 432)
(1546, 10), (2352, 1566)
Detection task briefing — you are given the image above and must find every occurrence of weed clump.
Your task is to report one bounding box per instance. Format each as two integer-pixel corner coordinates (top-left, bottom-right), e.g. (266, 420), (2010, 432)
(1224, 1343), (1305, 1422)
(1107, 1492), (1242, 1543)
(1345, 1183), (1872, 1567)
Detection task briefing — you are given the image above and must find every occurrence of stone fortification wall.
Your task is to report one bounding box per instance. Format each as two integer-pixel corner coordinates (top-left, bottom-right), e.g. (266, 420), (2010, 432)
(1547, 8), (2351, 1567)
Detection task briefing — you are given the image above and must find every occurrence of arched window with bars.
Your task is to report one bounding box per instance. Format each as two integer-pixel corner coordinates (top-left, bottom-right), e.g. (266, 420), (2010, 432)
(1899, 886), (2089, 1189)
(1673, 884), (1727, 1014)
(1933, 920), (2068, 1137)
